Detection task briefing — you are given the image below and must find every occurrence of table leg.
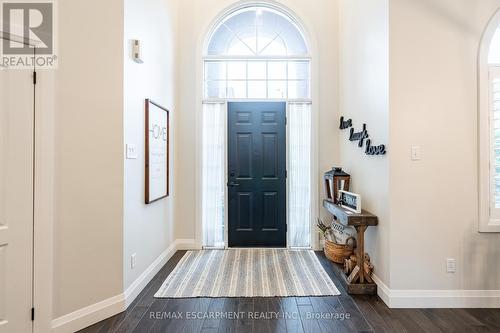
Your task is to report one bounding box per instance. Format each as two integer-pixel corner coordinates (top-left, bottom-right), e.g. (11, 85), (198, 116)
(356, 225), (367, 283)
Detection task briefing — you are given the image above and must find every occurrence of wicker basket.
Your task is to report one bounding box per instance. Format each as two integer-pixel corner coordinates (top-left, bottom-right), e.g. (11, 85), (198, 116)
(324, 237), (356, 264)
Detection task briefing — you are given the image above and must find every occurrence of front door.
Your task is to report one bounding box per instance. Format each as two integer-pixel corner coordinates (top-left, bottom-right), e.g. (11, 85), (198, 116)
(228, 102), (286, 247)
(0, 52), (35, 331)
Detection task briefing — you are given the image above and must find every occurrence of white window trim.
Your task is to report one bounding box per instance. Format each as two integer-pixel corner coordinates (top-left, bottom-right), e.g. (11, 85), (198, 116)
(196, 1), (320, 249)
(479, 9), (500, 232)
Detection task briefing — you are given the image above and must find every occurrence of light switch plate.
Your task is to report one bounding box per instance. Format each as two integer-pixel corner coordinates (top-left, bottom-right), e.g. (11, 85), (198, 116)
(446, 258), (456, 273)
(126, 144), (138, 159)
(411, 145), (422, 161)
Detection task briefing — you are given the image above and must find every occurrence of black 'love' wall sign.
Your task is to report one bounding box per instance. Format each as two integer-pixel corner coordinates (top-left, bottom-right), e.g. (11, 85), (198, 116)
(339, 116), (387, 156)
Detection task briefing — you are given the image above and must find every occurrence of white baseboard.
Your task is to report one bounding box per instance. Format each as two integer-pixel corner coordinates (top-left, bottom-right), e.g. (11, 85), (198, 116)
(175, 238), (198, 250)
(372, 274), (500, 308)
(371, 274), (391, 306)
(51, 238), (196, 333)
(51, 294), (125, 333)
(123, 240), (181, 308)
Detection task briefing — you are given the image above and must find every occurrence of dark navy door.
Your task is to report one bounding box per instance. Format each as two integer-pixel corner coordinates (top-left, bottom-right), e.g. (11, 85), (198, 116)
(228, 102), (286, 247)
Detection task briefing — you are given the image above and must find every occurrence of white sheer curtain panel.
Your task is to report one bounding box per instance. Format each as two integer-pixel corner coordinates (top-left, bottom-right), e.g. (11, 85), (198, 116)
(288, 102), (312, 248)
(202, 102), (225, 248)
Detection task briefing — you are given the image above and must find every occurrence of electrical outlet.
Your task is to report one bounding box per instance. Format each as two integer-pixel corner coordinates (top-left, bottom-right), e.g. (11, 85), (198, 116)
(446, 258), (456, 273)
(131, 253), (137, 269)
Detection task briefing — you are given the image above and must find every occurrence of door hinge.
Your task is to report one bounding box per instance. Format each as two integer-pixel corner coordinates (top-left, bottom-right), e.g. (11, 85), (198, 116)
(31, 307), (34, 321)
(285, 116), (287, 125)
(285, 170), (288, 178)
(33, 71), (37, 85)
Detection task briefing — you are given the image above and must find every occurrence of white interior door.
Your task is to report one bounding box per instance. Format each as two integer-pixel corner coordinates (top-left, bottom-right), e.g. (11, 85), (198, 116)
(0, 49), (35, 332)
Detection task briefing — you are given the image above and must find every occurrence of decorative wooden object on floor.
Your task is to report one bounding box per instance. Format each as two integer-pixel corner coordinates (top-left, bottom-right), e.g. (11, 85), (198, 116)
(344, 253), (374, 283)
(323, 200), (378, 295)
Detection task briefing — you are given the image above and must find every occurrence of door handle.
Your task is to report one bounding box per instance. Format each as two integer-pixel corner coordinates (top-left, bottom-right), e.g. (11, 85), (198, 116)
(227, 181), (240, 187)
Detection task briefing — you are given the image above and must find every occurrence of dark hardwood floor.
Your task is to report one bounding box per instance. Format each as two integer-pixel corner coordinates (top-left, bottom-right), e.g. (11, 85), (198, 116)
(78, 251), (500, 333)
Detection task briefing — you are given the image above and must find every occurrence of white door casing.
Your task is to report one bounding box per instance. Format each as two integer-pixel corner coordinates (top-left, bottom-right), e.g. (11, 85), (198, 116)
(0, 62), (34, 331)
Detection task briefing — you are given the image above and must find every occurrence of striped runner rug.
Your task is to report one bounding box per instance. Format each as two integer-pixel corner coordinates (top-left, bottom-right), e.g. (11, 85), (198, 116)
(154, 249), (340, 298)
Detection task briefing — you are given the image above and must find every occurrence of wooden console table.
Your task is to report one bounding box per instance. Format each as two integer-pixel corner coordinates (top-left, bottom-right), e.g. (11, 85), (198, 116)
(323, 199), (378, 294)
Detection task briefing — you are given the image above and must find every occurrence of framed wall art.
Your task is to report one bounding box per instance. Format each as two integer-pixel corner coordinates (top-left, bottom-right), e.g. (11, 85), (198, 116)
(145, 99), (169, 204)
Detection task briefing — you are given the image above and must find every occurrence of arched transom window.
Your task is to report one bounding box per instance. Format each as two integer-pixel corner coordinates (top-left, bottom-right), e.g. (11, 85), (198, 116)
(204, 5), (311, 99)
(206, 6), (308, 56)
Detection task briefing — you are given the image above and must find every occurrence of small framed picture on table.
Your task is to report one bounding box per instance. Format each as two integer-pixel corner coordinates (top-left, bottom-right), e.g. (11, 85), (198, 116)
(338, 190), (362, 214)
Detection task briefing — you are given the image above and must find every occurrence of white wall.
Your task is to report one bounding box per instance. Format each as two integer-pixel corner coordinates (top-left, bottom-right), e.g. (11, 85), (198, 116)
(123, 0), (179, 290)
(53, 0), (124, 317)
(338, 0), (500, 301)
(52, 0), (181, 325)
(389, 0), (500, 291)
(174, 0), (340, 247)
(338, 0), (390, 284)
